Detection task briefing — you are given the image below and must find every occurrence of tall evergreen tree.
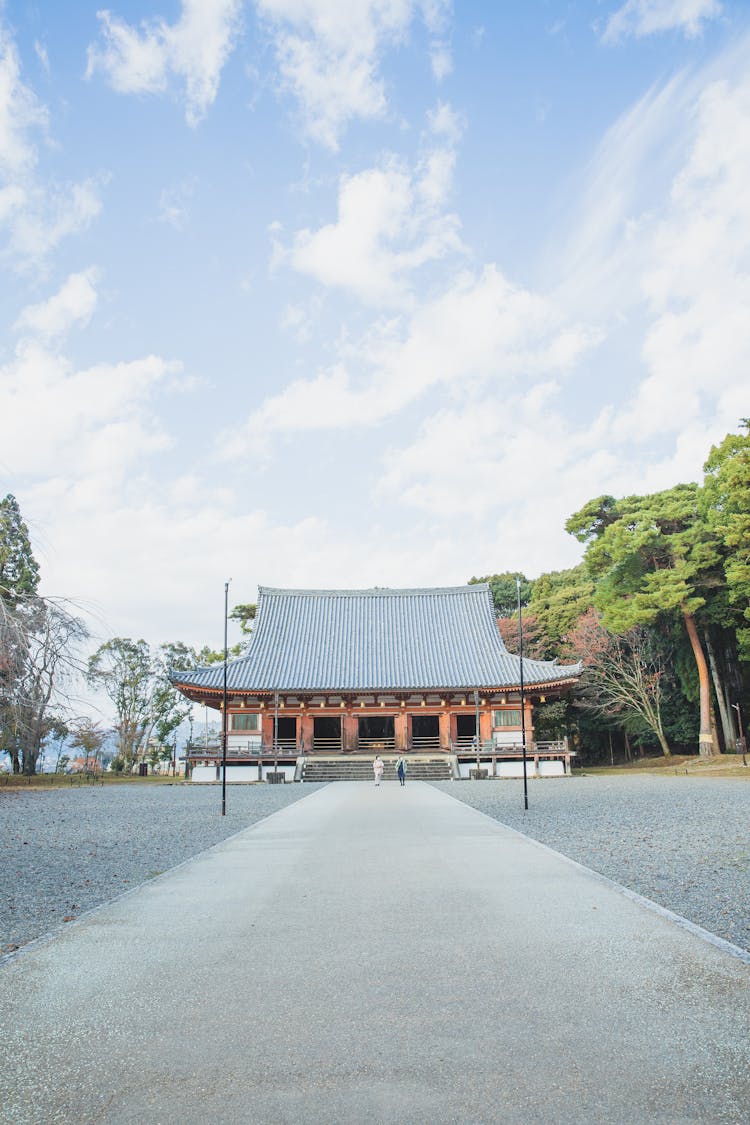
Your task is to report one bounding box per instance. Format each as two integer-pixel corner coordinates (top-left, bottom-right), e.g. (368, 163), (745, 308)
(567, 484), (721, 757)
(0, 495), (40, 606)
(702, 423), (750, 659)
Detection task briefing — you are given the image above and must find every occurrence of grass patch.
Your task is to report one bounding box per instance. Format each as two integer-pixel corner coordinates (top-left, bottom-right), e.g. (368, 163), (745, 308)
(0, 774), (186, 790)
(580, 753), (750, 779)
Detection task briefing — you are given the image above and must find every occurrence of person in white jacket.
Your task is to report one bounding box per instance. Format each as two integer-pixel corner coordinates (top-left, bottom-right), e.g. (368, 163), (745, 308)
(373, 755), (385, 786)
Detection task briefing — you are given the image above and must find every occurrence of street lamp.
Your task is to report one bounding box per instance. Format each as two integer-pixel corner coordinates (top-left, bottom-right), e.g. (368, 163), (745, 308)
(517, 577), (529, 811)
(731, 703), (747, 767)
(473, 688), (481, 776)
(274, 689), (279, 780)
(221, 579), (231, 816)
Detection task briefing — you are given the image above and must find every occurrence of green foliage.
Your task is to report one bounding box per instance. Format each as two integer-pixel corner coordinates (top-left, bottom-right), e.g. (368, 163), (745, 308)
(0, 494), (40, 606)
(567, 483), (719, 630)
(229, 603), (257, 634)
(87, 638), (194, 767)
(566, 456), (748, 755)
(478, 427), (750, 761)
(529, 564), (595, 656)
(702, 422), (750, 657)
(532, 699), (569, 740)
(468, 573), (532, 616)
(196, 642), (244, 664)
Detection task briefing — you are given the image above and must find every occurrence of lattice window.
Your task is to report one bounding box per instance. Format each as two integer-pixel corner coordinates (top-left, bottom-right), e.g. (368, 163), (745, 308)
(492, 710), (522, 727)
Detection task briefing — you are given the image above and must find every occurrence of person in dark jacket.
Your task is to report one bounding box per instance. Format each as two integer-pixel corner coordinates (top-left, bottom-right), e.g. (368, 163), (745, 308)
(396, 755), (407, 786)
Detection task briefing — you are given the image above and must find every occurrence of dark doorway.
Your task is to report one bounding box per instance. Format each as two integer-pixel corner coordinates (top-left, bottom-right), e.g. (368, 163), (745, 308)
(411, 714), (439, 748)
(456, 714), (477, 745)
(275, 716), (297, 748)
(313, 716), (341, 750)
(358, 715), (395, 749)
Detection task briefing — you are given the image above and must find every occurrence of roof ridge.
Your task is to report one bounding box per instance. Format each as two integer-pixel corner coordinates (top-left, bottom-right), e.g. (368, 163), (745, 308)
(257, 584), (488, 597)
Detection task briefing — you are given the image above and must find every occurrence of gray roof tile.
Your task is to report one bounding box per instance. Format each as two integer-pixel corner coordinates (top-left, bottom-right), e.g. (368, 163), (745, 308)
(172, 584), (581, 693)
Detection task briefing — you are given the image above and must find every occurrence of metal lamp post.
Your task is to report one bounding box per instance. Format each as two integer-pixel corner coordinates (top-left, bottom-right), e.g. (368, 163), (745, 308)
(274, 690), (279, 780)
(221, 579), (230, 816)
(732, 703), (747, 767)
(517, 577), (529, 811)
(473, 688), (481, 775)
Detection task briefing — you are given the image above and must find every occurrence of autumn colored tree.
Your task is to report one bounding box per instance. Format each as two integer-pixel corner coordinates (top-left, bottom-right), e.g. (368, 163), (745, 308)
(69, 718), (108, 772)
(567, 611), (673, 757)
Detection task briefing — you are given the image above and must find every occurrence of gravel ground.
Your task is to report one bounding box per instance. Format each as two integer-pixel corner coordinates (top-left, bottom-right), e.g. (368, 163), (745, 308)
(432, 775), (750, 952)
(3, 776), (749, 957)
(1, 783), (323, 954)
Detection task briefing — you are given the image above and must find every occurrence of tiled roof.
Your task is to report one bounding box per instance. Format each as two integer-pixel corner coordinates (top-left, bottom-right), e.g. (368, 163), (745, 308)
(172, 585), (581, 693)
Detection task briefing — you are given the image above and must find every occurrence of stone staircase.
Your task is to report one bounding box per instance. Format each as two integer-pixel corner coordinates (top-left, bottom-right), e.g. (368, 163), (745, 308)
(301, 755), (454, 783)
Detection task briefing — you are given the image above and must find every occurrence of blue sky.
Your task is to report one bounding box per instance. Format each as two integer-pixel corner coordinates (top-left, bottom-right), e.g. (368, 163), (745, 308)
(1, 0), (748, 653)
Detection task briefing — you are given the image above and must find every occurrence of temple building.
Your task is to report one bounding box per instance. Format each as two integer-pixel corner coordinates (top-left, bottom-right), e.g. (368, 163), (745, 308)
(171, 584), (581, 781)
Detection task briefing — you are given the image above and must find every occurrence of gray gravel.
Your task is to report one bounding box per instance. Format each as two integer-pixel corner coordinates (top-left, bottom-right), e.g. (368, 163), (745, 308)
(431, 774), (750, 952)
(1, 782), (323, 953)
(3, 776), (749, 958)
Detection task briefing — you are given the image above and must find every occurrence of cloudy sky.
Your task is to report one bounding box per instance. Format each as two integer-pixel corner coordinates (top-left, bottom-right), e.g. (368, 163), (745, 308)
(1, 0), (748, 653)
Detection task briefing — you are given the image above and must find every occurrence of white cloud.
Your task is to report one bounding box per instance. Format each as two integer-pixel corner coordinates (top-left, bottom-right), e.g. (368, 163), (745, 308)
(4, 178), (103, 266)
(609, 70), (750, 443)
(86, 0), (242, 126)
(33, 41), (50, 73)
(369, 387), (626, 575)
(0, 21), (103, 269)
(602, 0), (722, 43)
(30, 481), (484, 652)
(427, 100), (464, 143)
(278, 152), (462, 305)
(14, 269), (99, 339)
(280, 295), (323, 341)
(429, 40), (452, 80)
(158, 178), (197, 228)
(0, 339), (178, 480)
(256, 0), (452, 148)
(0, 25), (48, 175)
(554, 74), (693, 320)
(222, 263), (598, 454)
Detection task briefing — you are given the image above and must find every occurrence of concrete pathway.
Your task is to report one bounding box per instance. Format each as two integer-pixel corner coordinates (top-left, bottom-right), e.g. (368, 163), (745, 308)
(1, 782), (748, 1124)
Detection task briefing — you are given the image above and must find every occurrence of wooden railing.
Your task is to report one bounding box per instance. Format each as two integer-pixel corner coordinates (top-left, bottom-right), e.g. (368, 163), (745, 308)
(453, 736), (476, 750)
(358, 737), (396, 752)
(311, 737), (343, 752)
(410, 735), (441, 750)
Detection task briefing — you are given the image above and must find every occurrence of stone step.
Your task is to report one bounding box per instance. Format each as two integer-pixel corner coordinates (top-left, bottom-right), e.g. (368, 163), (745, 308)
(301, 758), (453, 782)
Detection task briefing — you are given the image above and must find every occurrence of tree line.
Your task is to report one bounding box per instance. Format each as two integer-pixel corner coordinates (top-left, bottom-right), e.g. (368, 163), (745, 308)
(471, 424), (750, 761)
(2, 424), (747, 772)
(0, 494), (260, 775)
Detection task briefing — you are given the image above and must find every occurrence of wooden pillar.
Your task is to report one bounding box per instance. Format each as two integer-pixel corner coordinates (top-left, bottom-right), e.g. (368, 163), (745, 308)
(479, 708), (492, 747)
(439, 711), (451, 750)
(300, 712), (314, 753)
(524, 700), (534, 743)
(394, 710), (407, 751)
(342, 712), (358, 752)
(261, 712), (274, 750)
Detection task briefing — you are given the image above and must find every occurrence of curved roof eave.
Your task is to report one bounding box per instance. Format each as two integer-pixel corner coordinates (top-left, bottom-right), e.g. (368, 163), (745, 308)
(170, 586), (581, 695)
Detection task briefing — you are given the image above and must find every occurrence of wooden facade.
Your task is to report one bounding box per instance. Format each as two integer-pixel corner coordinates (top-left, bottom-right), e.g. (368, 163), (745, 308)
(172, 585), (580, 772)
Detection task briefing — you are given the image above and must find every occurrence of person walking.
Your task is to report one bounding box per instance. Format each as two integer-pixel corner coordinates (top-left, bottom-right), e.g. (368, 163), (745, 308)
(373, 755), (384, 786)
(396, 755), (407, 786)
